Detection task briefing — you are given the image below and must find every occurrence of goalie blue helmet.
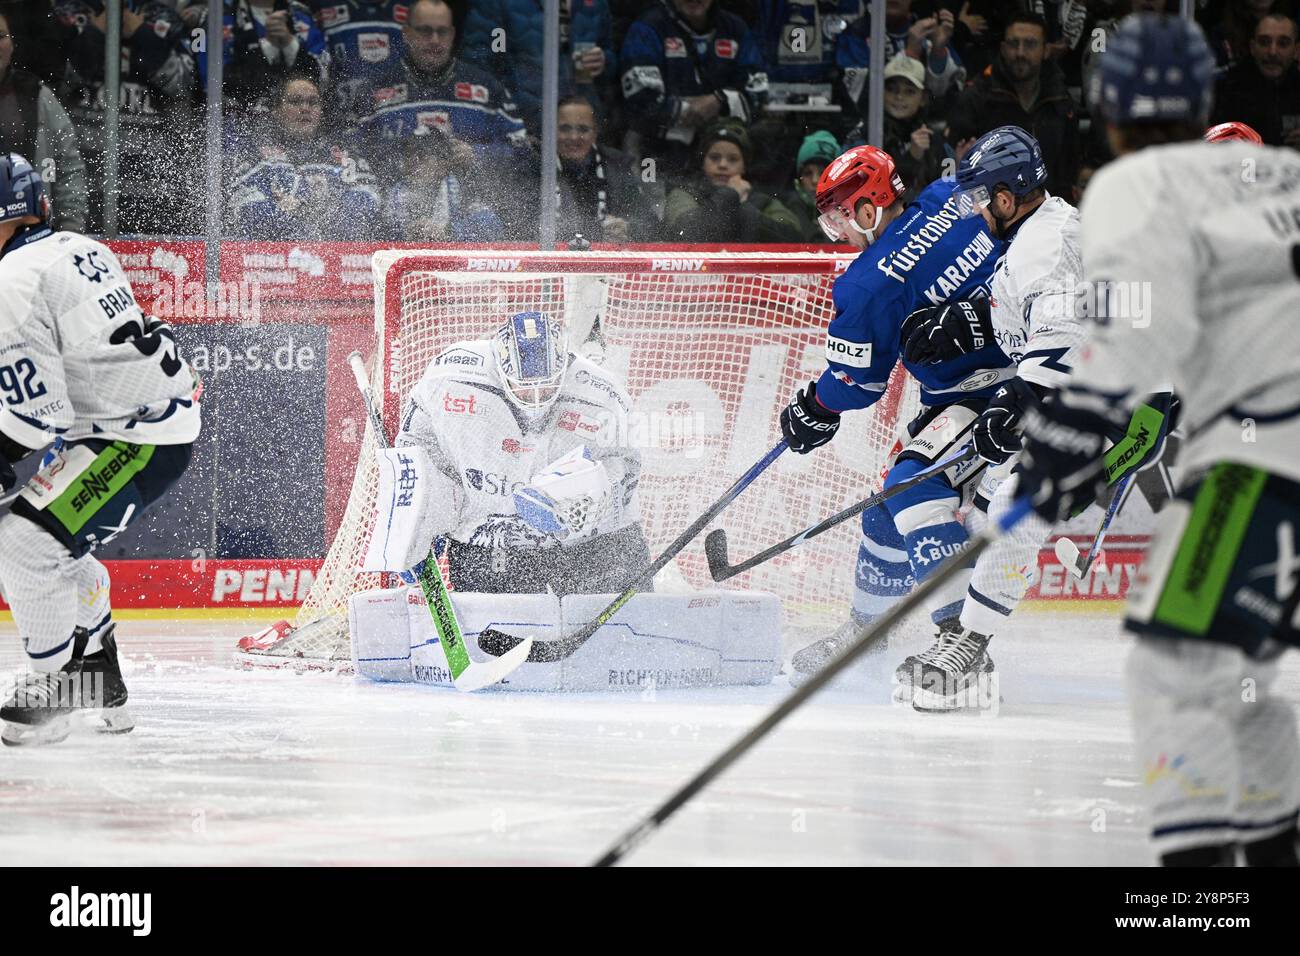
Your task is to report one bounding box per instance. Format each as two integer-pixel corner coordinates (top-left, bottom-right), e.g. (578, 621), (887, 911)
(1095, 13), (1215, 125)
(953, 126), (1047, 219)
(492, 311), (569, 419)
(0, 153), (50, 227)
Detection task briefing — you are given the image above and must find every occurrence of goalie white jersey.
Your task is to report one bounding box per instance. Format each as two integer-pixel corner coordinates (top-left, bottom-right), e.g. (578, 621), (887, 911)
(0, 229), (201, 448)
(396, 340), (642, 549)
(989, 195), (1087, 389)
(1076, 140), (1300, 483)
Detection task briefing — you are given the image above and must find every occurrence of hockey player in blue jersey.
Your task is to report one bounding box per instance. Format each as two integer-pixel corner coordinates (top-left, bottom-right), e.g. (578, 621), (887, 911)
(779, 144), (1010, 687)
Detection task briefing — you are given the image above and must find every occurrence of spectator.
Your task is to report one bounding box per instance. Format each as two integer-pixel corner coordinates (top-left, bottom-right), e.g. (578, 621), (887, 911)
(226, 75), (380, 239)
(383, 127), (505, 241)
(1212, 13), (1300, 148)
(755, 0), (862, 86)
(941, 0), (1002, 79)
(620, 0), (769, 177)
(780, 128), (839, 242)
(1081, 2), (1167, 99)
(0, 11), (87, 231)
(307, 1), (407, 119)
(350, 0), (531, 230)
(462, 0), (617, 134)
(951, 12), (1079, 199)
(662, 117), (802, 243)
(1208, 0), (1284, 68)
(555, 96), (655, 244)
(187, 1), (330, 116)
(54, 1), (200, 233)
(854, 52), (944, 196)
(836, 0), (965, 120)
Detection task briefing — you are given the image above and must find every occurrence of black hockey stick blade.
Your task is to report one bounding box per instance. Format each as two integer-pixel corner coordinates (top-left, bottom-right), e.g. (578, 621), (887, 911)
(703, 528), (731, 580)
(706, 444), (979, 583)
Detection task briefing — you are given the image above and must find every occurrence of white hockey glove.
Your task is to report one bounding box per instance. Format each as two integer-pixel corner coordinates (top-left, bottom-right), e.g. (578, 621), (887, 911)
(513, 446), (612, 543)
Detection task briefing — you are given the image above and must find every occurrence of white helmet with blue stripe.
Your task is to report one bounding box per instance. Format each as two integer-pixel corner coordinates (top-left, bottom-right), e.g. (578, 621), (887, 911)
(492, 311), (569, 420)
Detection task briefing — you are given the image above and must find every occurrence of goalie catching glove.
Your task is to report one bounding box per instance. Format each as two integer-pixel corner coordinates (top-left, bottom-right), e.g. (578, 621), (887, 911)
(901, 298), (994, 366)
(513, 445), (613, 543)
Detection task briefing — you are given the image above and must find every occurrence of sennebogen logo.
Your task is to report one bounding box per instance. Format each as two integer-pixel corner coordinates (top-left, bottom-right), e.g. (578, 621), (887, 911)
(49, 886), (151, 936)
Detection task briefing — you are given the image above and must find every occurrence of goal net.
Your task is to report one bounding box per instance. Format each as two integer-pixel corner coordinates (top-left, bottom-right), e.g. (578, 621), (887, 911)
(260, 250), (921, 664)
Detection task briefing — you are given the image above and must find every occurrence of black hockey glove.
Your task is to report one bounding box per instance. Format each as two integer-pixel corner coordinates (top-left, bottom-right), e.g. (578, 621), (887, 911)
(902, 298), (994, 366)
(1017, 390), (1128, 523)
(780, 381), (841, 454)
(972, 377), (1045, 465)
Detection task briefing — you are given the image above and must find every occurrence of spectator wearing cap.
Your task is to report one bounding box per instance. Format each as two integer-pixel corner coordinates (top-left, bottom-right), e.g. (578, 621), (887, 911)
(0, 10), (87, 230)
(555, 96), (655, 244)
(1211, 13), (1300, 148)
(780, 129), (839, 242)
(835, 0), (965, 121)
(226, 74), (380, 239)
(844, 52), (944, 196)
(382, 126), (505, 241)
(620, 0), (769, 178)
(950, 11), (1079, 199)
(663, 117), (802, 243)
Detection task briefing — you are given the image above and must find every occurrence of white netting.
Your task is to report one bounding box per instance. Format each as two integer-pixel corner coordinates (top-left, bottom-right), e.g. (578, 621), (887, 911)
(279, 251), (921, 662)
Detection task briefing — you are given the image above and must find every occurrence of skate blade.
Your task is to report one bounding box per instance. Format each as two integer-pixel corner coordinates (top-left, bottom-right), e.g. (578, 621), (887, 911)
(1, 715), (73, 747)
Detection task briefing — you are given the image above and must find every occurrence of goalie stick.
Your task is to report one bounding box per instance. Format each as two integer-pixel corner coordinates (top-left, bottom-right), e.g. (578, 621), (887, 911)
(592, 494), (1036, 867)
(478, 440), (788, 664)
(347, 351), (532, 692)
(705, 445), (979, 581)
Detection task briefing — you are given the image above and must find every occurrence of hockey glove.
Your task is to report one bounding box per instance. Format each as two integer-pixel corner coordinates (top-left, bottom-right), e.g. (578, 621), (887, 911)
(972, 378), (1044, 465)
(902, 298), (994, 366)
(780, 381), (841, 454)
(1017, 390), (1128, 523)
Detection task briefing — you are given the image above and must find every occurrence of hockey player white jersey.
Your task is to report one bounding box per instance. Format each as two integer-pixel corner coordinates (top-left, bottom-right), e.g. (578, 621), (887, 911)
(0, 229), (201, 448)
(396, 340), (642, 549)
(1076, 140), (1300, 483)
(988, 194), (1087, 389)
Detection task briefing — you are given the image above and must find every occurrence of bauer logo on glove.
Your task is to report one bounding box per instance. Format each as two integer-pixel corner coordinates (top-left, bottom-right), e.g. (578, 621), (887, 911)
(513, 445), (613, 542)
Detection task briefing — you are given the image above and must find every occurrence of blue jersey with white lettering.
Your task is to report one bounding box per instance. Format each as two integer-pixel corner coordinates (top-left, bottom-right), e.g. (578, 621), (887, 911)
(815, 178), (1010, 412)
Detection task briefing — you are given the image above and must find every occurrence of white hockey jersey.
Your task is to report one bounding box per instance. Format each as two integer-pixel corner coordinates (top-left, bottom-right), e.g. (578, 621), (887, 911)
(395, 340), (642, 550)
(1076, 141), (1300, 483)
(0, 228), (201, 449)
(988, 195), (1087, 390)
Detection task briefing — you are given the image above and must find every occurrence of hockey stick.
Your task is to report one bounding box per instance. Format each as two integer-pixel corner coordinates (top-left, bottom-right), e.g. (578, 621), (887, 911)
(705, 444), (979, 581)
(1053, 470), (1137, 579)
(591, 494), (1035, 867)
(347, 351), (532, 692)
(479, 440), (789, 664)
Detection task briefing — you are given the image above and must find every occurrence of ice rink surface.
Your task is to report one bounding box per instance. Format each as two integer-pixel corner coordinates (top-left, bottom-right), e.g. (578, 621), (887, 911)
(3, 607), (1298, 867)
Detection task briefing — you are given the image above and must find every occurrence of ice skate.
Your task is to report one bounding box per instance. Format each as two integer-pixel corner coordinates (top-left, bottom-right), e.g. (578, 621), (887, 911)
(788, 613), (886, 688)
(893, 616), (968, 692)
(910, 628), (995, 713)
(1, 627), (133, 747)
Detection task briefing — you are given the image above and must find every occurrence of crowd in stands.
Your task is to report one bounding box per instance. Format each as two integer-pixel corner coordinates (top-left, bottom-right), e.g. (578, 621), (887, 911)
(3, 0), (1300, 243)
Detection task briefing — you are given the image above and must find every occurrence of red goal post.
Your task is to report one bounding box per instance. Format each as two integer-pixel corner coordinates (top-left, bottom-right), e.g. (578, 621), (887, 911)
(286, 249), (921, 662)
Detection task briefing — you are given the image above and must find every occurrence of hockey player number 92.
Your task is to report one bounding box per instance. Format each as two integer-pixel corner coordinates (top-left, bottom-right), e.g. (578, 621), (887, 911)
(0, 358), (48, 404)
(109, 315), (184, 378)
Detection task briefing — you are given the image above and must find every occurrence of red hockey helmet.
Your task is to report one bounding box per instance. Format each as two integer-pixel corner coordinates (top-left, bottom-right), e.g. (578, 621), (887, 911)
(814, 145), (905, 244)
(1204, 121), (1262, 144)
